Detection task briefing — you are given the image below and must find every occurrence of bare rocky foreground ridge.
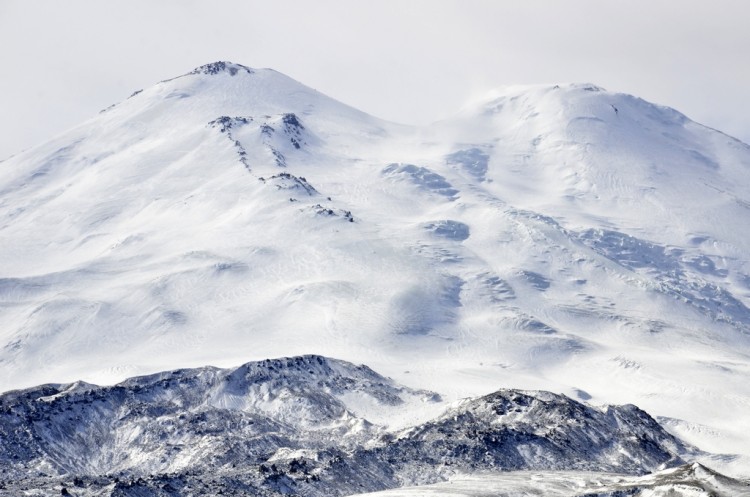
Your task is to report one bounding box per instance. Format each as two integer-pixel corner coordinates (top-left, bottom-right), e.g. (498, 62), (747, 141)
(4, 355), (746, 497)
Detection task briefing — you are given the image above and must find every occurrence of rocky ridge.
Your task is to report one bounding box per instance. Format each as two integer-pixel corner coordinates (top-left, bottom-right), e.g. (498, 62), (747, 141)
(0, 355), (695, 496)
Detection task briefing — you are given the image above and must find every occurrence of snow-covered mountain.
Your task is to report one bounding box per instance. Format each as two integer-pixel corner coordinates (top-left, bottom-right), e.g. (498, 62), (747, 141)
(0, 355), (698, 496)
(1, 62), (750, 478)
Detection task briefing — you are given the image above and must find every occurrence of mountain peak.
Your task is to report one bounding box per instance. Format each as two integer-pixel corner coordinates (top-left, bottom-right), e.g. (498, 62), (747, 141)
(460, 82), (605, 109)
(120, 60), (383, 131)
(187, 61), (255, 77)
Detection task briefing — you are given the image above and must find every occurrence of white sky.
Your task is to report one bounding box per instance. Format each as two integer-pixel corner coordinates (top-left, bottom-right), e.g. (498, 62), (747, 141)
(1, 0), (748, 160)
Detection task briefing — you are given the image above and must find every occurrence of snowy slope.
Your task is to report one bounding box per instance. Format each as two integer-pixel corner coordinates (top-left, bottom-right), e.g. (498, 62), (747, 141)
(352, 463), (750, 497)
(1, 62), (750, 476)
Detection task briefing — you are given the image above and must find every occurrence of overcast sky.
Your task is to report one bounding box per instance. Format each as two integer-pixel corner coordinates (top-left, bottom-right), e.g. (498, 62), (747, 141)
(1, 0), (748, 160)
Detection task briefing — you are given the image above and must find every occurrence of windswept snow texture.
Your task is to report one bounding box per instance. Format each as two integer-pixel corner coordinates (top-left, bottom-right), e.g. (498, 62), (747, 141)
(1, 63), (750, 478)
(446, 147), (490, 180)
(353, 463), (750, 497)
(0, 356), (693, 496)
(382, 163), (459, 199)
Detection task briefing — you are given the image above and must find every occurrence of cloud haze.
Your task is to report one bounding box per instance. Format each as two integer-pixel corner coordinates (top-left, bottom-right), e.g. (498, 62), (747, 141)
(1, 0), (748, 159)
